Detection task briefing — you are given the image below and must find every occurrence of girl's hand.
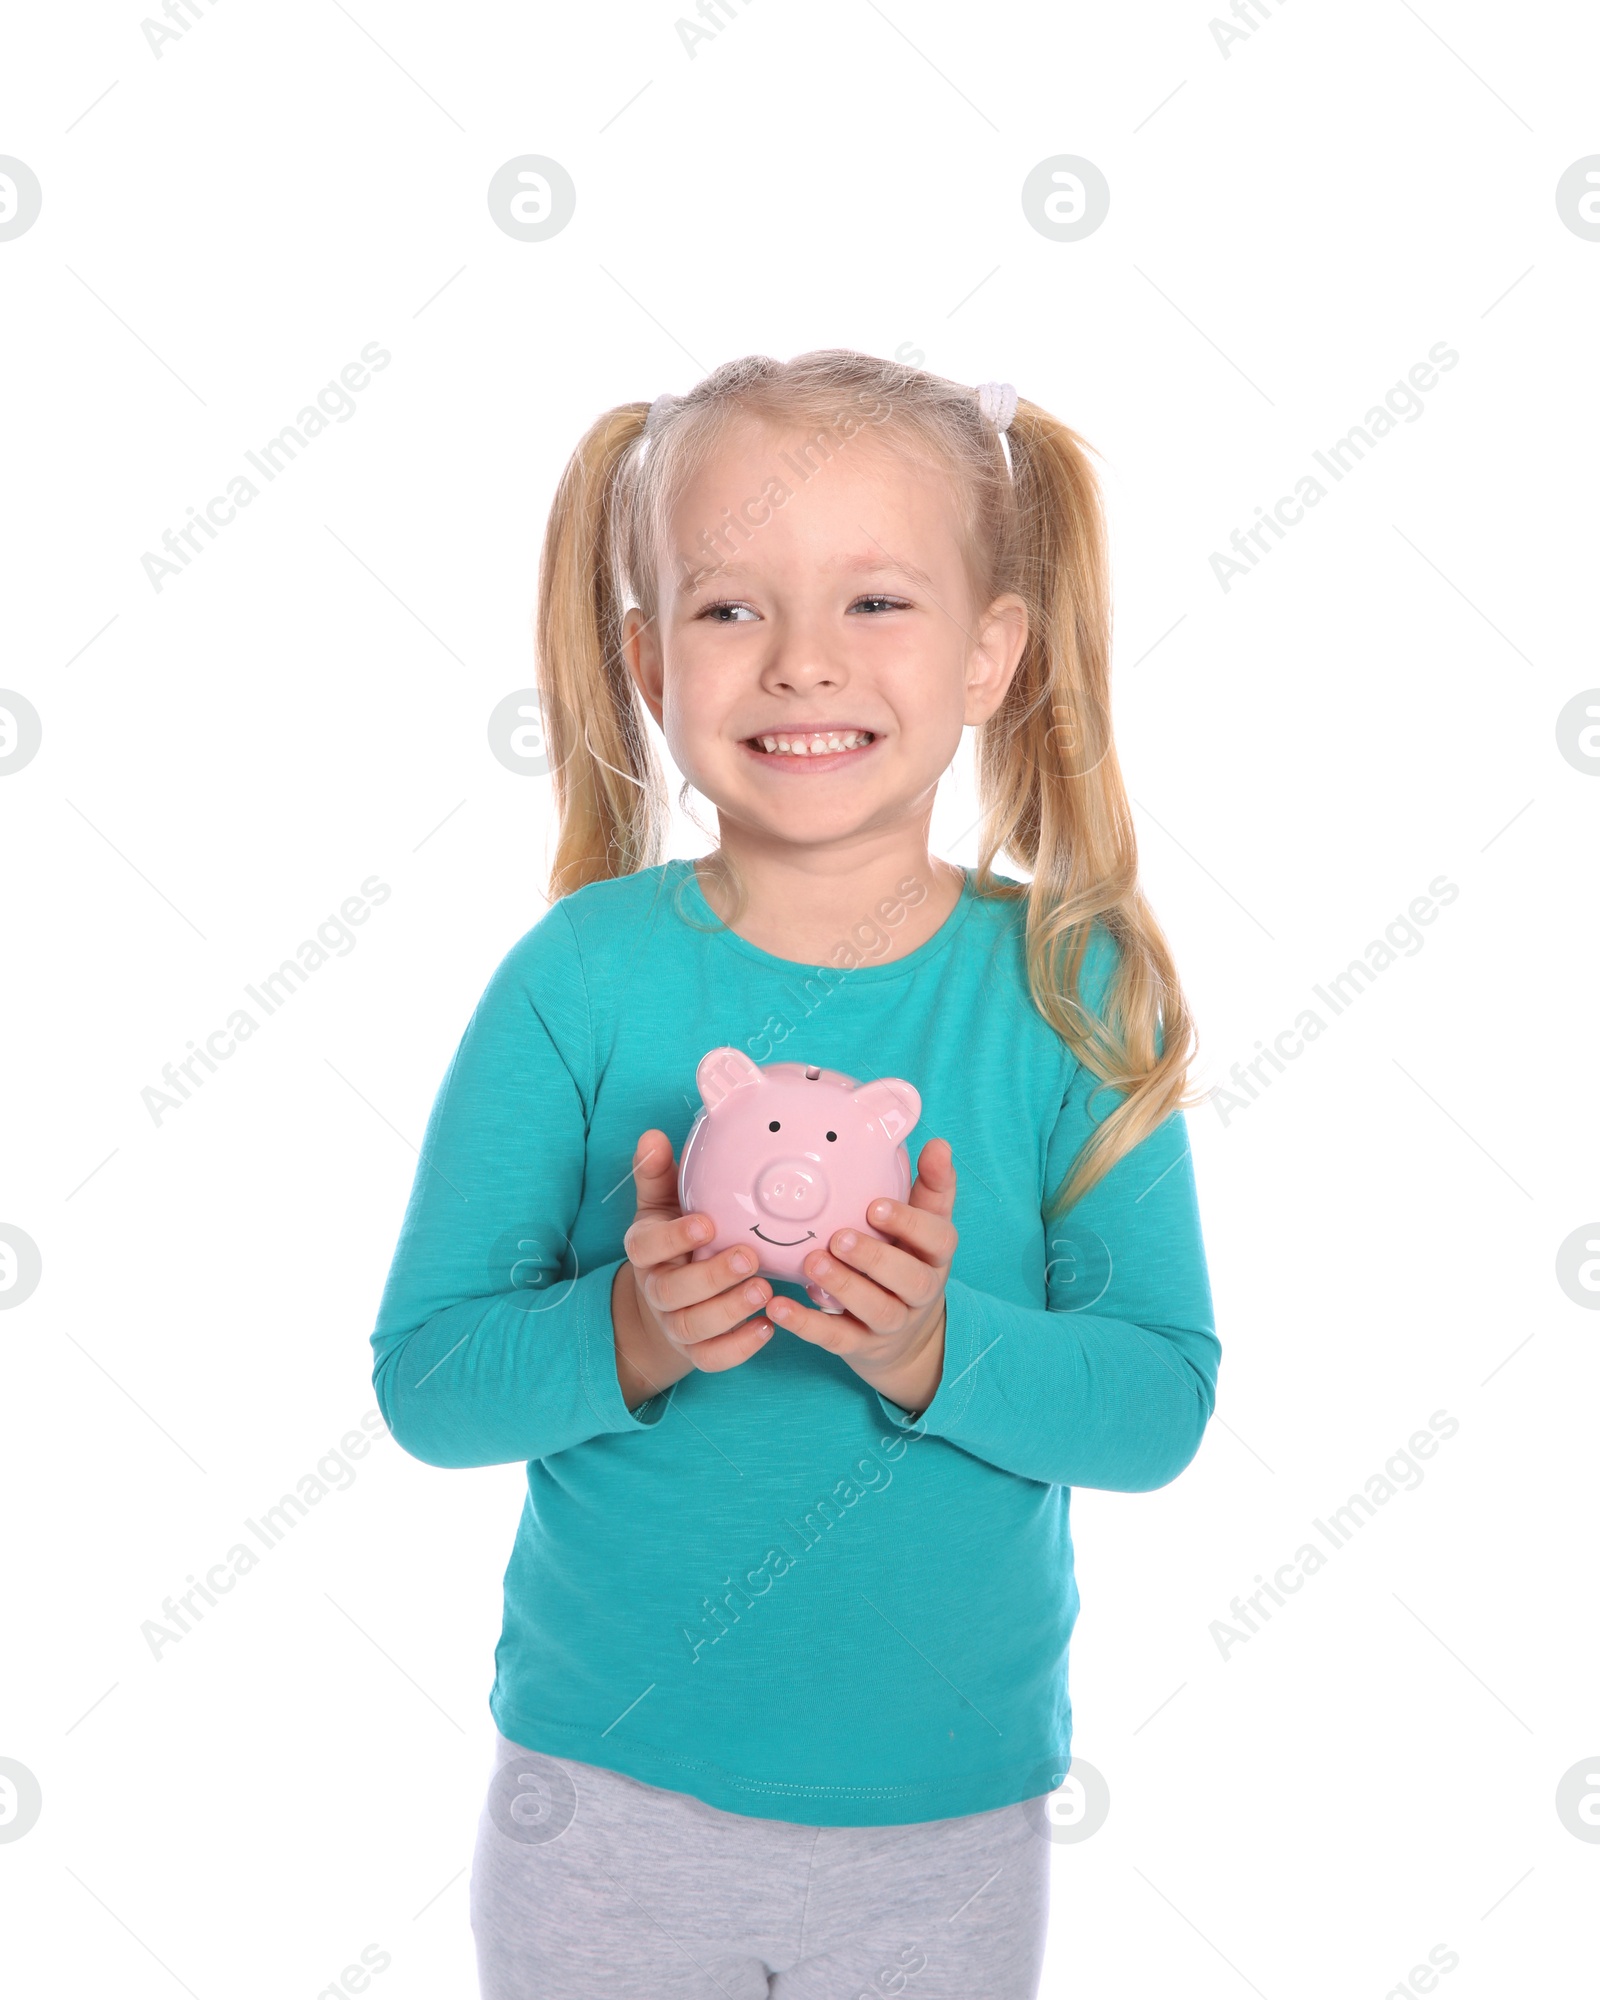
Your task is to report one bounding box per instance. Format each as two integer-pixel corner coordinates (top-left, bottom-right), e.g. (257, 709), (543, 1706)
(612, 1129), (775, 1406)
(765, 1139), (957, 1419)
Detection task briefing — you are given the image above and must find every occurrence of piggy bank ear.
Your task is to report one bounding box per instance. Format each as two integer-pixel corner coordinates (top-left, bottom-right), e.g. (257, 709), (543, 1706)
(853, 1076), (921, 1141)
(696, 1046), (763, 1111)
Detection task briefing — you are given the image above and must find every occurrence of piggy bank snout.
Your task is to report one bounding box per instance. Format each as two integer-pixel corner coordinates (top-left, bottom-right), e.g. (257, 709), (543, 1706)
(755, 1157), (827, 1221)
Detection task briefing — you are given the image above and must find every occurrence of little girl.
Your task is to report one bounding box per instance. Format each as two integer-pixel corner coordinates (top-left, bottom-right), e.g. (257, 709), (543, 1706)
(370, 349), (1220, 2000)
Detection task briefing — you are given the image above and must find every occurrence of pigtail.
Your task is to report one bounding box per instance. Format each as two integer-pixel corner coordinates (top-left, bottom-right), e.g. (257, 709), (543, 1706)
(535, 401), (668, 900)
(987, 401), (1200, 1219)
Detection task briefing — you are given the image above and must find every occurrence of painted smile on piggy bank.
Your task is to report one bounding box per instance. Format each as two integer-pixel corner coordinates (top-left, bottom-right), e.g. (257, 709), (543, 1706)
(677, 1047), (922, 1314)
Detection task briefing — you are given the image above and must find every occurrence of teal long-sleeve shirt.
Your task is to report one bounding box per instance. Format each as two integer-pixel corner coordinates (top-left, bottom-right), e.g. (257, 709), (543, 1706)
(369, 858), (1219, 1826)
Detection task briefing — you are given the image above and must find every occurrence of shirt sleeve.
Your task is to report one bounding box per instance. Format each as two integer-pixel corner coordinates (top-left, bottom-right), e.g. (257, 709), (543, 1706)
(368, 902), (669, 1469)
(875, 936), (1220, 1492)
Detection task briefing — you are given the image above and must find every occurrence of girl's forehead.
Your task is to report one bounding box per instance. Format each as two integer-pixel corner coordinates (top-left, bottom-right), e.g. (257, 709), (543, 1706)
(674, 412), (940, 492)
(662, 417), (964, 548)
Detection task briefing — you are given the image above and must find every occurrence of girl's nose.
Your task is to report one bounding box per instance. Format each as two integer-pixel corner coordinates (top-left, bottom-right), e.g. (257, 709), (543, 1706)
(760, 621), (847, 694)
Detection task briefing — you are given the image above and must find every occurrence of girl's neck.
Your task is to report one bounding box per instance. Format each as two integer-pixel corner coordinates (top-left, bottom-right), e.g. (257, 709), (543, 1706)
(693, 846), (966, 967)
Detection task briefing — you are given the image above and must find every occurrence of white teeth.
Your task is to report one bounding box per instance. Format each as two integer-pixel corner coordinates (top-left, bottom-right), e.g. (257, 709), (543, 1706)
(756, 731), (869, 754)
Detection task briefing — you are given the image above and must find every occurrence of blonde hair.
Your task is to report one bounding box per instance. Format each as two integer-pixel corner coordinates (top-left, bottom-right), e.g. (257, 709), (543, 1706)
(532, 348), (1201, 1217)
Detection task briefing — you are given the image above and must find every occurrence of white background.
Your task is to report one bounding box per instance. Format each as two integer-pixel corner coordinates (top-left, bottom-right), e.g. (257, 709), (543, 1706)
(2, 1), (1597, 1994)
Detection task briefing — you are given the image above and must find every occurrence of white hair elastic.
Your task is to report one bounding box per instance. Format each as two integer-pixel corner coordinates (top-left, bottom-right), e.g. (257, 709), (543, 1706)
(974, 380), (1018, 433)
(642, 393), (679, 438)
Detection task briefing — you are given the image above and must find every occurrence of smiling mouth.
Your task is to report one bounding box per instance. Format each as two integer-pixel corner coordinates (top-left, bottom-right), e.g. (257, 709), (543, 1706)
(743, 729), (877, 757)
(751, 1227), (816, 1246)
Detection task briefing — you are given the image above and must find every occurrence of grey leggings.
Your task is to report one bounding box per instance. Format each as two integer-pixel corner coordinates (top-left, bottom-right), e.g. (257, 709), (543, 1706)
(470, 1730), (1052, 1999)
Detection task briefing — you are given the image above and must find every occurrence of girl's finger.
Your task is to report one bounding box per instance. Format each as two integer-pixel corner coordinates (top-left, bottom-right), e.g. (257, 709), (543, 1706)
(818, 1231), (943, 1312)
(854, 1201), (957, 1272)
(625, 1209), (715, 1269)
(628, 1129), (682, 1210)
(906, 1137), (959, 1216)
(781, 1257), (908, 1338)
(652, 1264), (772, 1344)
(681, 1314), (774, 1373)
(647, 1249), (769, 1318)
(764, 1293), (870, 1353)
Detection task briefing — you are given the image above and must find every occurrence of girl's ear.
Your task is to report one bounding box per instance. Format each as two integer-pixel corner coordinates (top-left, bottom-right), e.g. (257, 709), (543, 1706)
(622, 605), (664, 726)
(965, 592), (1028, 726)
(697, 1046), (763, 1109)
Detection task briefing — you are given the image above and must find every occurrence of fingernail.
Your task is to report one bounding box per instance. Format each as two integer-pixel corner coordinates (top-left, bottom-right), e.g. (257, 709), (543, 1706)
(870, 1202), (891, 1221)
(812, 1254), (833, 1275)
(744, 1283), (766, 1306)
(689, 1219), (711, 1242)
(835, 1230), (857, 1252)
(729, 1250), (754, 1274)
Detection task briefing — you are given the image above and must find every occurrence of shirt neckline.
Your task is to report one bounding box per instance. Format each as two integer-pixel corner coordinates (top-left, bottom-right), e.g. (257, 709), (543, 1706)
(669, 857), (977, 983)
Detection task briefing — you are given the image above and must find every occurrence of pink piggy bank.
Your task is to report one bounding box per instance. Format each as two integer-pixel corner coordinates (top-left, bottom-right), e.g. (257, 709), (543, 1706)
(678, 1047), (922, 1314)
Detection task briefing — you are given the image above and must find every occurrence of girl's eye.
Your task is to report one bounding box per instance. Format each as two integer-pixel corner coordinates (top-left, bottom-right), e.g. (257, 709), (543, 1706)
(849, 594), (910, 615)
(698, 601), (758, 623)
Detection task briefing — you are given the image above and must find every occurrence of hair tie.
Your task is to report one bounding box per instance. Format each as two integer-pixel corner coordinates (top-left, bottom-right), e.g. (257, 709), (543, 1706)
(974, 381), (1018, 434)
(642, 393), (679, 439)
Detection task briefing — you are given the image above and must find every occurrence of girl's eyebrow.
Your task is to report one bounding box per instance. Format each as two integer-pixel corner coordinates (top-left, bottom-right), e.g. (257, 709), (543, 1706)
(680, 556), (936, 600)
(692, 551), (935, 592)
(821, 550), (936, 591)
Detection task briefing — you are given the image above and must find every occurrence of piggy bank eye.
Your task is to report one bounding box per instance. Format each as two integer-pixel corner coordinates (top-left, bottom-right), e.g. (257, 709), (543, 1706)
(768, 1120), (780, 1131)
(825, 1131), (837, 1142)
